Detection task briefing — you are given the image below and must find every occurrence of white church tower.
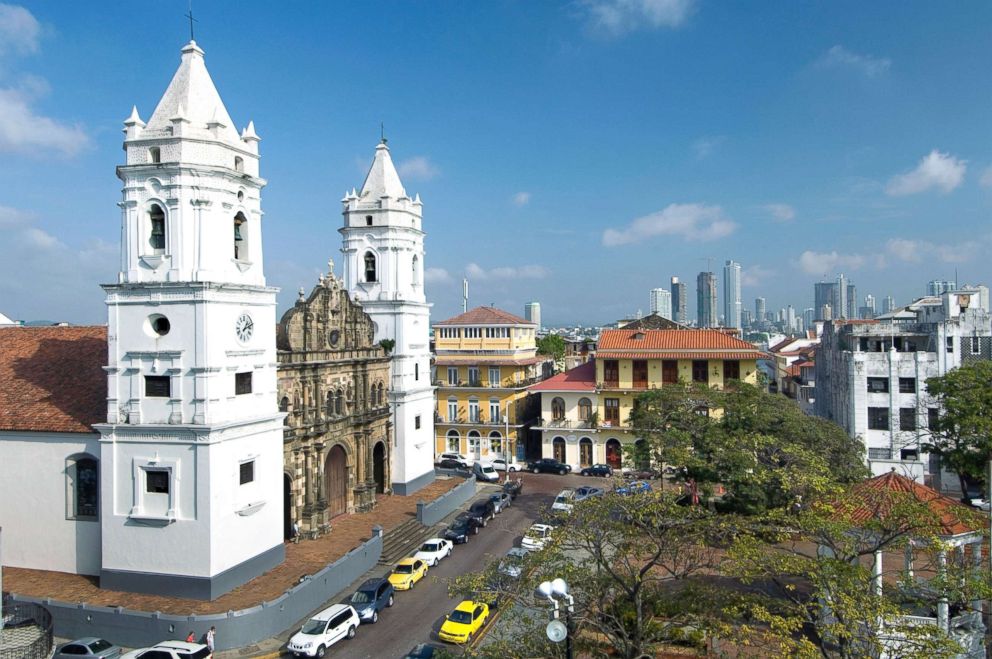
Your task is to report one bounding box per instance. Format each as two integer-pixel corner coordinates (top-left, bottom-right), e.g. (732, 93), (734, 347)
(94, 41), (284, 599)
(341, 140), (435, 494)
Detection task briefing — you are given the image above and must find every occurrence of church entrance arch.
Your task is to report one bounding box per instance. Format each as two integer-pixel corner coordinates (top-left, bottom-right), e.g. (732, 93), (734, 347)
(373, 441), (386, 494)
(324, 445), (348, 518)
(283, 473), (293, 540)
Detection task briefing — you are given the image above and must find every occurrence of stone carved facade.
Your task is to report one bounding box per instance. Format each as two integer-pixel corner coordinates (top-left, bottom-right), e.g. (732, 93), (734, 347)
(277, 260), (391, 535)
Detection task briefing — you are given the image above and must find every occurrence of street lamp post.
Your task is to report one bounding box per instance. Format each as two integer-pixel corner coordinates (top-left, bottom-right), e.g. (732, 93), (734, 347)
(538, 578), (574, 659)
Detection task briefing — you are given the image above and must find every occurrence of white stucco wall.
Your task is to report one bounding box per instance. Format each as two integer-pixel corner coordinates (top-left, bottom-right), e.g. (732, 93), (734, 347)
(0, 430), (102, 575)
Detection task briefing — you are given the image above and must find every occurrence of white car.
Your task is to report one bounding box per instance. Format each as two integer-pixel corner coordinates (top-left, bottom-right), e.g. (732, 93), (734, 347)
(521, 523), (555, 552)
(491, 458), (523, 472)
(288, 604), (360, 657)
(437, 452), (474, 468)
(551, 488), (576, 513)
(121, 642), (211, 659)
(414, 538), (453, 566)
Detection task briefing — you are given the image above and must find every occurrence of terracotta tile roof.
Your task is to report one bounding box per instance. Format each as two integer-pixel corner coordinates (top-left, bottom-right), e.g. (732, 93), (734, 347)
(598, 328), (761, 352)
(847, 471), (980, 537)
(0, 326), (106, 434)
(595, 351), (764, 360)
(434, 356), (545, 367)
(435, 306), (533, 326)
(528, 361), (596, 392)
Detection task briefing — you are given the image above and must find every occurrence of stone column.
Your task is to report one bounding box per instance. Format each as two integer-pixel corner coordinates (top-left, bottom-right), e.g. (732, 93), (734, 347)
(302, 448), (313, 507)
(314, 443), (325, 507)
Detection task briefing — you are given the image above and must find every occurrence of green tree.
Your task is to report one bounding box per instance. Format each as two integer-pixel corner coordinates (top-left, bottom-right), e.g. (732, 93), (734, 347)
(536, 334), (566, 371)
(922, 361), (992, 494)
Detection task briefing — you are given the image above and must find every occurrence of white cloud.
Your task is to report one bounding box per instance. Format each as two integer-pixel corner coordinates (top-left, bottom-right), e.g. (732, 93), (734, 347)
(21, 226), (61, 249)
(817, 45), (891, 77)
(886, 238), (978, 265)
(602, 203), (736, 247)
(0, 3), (40, 57)
(979, 165), (992, 189)
(0, 204), (33, 226)
(885, 150), (966, 196)
(424, 267), (452, 284)
(464, 263), (550, 280)
(579, 0), (695, 37)
(511, 192), (531, 207)
(691, 136), (724, 160)
(0, 86), (90, 156)
(763, 203), (795, 223)
(796, 250), (873, 275)
(397, 156), (439, 181)
(742, 265), (775, 287)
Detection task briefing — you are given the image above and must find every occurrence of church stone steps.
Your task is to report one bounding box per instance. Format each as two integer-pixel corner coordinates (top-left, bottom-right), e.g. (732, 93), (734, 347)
(379, 517), (439, 565)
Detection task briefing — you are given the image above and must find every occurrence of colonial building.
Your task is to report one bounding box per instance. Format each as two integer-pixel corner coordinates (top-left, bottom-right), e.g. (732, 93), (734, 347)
(531, 328), (765, 470)
(340, 141), (435, 495)
(276, 262), (391, 536)
(433, 306), (547, 462)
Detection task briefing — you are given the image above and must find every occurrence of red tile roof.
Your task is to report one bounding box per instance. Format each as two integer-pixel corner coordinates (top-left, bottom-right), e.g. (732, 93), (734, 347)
(0, 326), (107, 434)
(594, 351), (764, 360)
(598, 328), (761, 352)
(528, 361), (596, 392)
(435, 306), (533, 326)
(847, 471), (980, 537)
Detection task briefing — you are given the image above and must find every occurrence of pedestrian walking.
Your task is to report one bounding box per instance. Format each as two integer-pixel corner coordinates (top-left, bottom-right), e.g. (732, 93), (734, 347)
(185, 631), (196, 643)
(206, 626), (216, 652)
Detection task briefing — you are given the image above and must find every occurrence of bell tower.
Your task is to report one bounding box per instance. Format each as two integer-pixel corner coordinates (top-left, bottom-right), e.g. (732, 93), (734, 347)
(95, 41), (284, 599)
(340, 140), (436, 495)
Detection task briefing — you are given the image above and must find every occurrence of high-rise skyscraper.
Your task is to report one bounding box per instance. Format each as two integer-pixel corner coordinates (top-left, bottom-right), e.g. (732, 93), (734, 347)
(649, 288), (672, 319)
(670, 276), (687, 324)
(723, 260), (742, 329)
(865, 294), (876, 314)
(754, 297), (766, 324)
(882, 295), (895, 314)
(741, 309), (753, 328)
(846, 283), (857, 320)
(928, 280), (956, 296)
(786, 305), (796, 332)
(814, 281), (835, 321)
(836, 273), (848, 320)
(524, 302), (542, 330)
(697, 271), (717, 328)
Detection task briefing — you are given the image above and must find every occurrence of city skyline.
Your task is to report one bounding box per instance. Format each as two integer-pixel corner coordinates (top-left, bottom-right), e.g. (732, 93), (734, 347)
(1, 2), (990, 326)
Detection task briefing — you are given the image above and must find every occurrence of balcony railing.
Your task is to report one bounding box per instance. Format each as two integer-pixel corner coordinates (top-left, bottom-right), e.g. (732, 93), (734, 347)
(434, 376), (545, 389)
(597, 381), (655, 390)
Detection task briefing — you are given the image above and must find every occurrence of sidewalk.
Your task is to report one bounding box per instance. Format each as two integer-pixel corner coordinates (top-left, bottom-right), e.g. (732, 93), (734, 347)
(3, 478), (461, 616)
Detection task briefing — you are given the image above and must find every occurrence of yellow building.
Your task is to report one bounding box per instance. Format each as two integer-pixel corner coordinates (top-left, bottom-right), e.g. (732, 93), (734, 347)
(433, 306), (547, 461)
(533, 328), (764, 469)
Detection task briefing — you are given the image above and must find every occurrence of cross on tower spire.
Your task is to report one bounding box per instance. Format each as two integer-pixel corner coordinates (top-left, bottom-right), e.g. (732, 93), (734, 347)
(185, 1), (198, 41)
(380, 122), (387, 145)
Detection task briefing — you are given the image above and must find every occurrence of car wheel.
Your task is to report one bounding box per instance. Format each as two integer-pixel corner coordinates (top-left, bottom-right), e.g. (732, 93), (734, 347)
(473, 526), (480, 535)
(387, 594), (395, 607)
(316, 645), (326, 658)
(347, 625), (357, 639)
(481, 517), (487, 527)
(532, 467), (539, 473)
(371, 610), (379, 624)
(559, 468), (566, 475)
(509, 466), (516, 472)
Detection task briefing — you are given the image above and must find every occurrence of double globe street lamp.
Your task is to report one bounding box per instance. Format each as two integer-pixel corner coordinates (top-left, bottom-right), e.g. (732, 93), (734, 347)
(537, 578), (574, 659)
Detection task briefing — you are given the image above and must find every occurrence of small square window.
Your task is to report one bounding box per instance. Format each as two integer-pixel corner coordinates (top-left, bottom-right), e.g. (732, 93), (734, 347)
(146, 470), (169, 494)
(868, 407), (889, 430)
(365, 215), (373, 226)
(946, 337), (954, 353)
(145, 375), (171, 398)
(239, 460), (255, 485)
(235, 372), (253, 395)
(898, 378), (916, 394)
(899, 408), (916, 431)
(928, 408), (940, 429)
(867, 377), (889, 393)
(415, 415), (421, 430)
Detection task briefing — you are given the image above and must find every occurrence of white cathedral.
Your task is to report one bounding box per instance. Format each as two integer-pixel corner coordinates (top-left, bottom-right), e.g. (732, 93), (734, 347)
(0, 40), (434, 597)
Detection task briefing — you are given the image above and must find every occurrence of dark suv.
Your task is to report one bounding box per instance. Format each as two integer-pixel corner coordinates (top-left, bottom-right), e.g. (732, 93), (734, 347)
(465, 498), (497, 527)
(444, 513), (481, 543)
(527, 458), (571, 475)
(347, 577), (395, 624)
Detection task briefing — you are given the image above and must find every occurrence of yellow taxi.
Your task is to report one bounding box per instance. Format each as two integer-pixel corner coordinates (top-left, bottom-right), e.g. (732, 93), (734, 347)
(438, 600), (489, 644)
(387, 557), (428, 591)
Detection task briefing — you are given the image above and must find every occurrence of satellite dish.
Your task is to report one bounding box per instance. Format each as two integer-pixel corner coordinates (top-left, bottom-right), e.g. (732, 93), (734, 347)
(546, 619), (567, 643)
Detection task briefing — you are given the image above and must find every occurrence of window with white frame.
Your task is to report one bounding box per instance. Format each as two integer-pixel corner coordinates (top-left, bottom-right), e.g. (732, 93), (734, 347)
(489, 431), (502, 455)
(447, 367), (458, 385)
(446, 429), (460, 452)
(66, 454), (98, 521)
(469, 398), (480, 423)
(489, 399), (501, 424)
(467, 430), (481, 455)
(468, 367), (480, 385)
(464, 327), (481, 339)
(489, 367), (500, 387)
(447, 398), (458, 422)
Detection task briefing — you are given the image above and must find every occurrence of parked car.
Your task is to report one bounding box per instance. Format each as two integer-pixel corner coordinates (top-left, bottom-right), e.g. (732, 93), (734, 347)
(54, 638), (122, 659)
(621, 466), (660, 480)
(574, 485), (605, 501)
(444, 513), (480, 544)
(489, 491), (512, 514)
(498, 546), (529, 579)
(472, 461), (500, 483)
(437, 452), (474, 468)
(527, 457), (571, 475)
(491, 457), (523, 472)
(122, 642), (211, 659)
(579, 463), (613, 477)
(403, 644), (442, 659)
(438, 600), (490, 644)
(437, 458), (465, 470)
(287, 604), (360, 657)
(521, 523), (555, 551)
(502, 478), (523, 499)
(616, 480), (653, 496)
(551, 488), (577, 513)
(465, 498), (497, 527)
(414, 538), (453, 566)
(388, 557), (429, 590)
(347, 577), (394, 624)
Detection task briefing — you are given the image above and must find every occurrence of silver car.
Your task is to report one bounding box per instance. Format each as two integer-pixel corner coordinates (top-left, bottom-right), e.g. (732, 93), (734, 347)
(53, 638), (123, 659)
(489, 491), (512, 513)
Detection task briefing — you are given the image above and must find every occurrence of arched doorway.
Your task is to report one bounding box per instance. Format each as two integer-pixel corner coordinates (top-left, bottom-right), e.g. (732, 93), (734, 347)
(324, 445), (348, 517)
(579, 437), (593, 467)
(373, 442), (386, 494)
(552, 436), (566, 463)
(605, 438), (622, 469)
(283, 473), (293, 540)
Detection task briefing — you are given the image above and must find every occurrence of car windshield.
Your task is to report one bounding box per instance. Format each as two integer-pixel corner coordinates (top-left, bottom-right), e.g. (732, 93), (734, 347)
(301, 619), (326, 634)
(421, 543), (438, 552)
(395, 564), (414, 574)
(449, 610), (473, 624)
(554, 495), (570, 504)
(350, 590), (373, 604)
(481, 465), (495, 473)
(89, 640), (113, 652)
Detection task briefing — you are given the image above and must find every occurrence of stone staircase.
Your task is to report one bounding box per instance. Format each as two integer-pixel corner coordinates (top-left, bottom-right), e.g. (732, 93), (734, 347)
(378, 517), (439, 565)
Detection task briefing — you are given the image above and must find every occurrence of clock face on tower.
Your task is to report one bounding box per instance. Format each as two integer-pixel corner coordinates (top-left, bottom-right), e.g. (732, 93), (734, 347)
(235, 313), (254, 343)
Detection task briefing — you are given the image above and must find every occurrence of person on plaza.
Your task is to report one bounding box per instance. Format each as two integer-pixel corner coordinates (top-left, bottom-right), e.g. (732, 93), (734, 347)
(206, 626), (216, 652)
(185, 631), (196, 643)
(291, 520), (301, 543)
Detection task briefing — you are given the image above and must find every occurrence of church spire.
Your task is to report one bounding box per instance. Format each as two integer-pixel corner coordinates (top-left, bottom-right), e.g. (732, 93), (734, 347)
(359, 140), (407, 200)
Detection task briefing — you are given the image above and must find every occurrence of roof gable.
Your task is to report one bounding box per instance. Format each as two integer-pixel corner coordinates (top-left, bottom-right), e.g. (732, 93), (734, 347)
(849, 471), (980, 537)
(598, 328), (760, 352)
(436, 306), (533, 326)
(528, 361), (596, 392)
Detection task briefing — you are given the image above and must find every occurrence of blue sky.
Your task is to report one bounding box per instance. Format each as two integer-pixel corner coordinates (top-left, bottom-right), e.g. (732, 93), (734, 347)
(1, 1), (989, 326)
